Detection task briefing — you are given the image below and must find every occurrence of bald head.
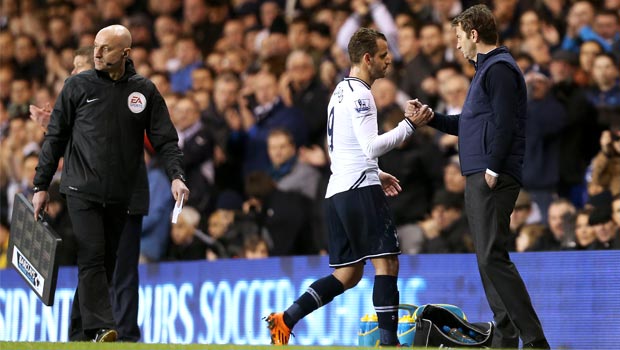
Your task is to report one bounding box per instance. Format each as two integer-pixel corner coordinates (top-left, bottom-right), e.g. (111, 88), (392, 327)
(286, 50), (313, 70)
(94, 24), (132, 78)
(286, 50), (315, 86)
(99, 25), (132, 47)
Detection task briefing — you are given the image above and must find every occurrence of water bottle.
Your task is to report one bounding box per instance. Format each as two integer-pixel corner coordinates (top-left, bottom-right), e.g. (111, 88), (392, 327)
(359, 314), (380, 346)
(442, 326), (477, 344)
(358, 315), (369, 346)
(359, 315), (369, 333)
(398, 314), (415, 346)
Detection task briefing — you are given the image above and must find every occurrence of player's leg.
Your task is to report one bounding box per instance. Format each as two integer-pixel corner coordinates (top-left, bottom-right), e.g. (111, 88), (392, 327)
(363, 183), (401, 346)
(329, 184), (401, 347)
(266, 188), (364, 345)
(266, 264), (361, 345)
(370, 256), (400, 346)
(285, 264), (362, 327)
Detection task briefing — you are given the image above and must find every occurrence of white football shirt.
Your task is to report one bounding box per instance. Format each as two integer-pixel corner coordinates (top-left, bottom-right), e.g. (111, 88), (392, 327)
(325, 77), (415, 198)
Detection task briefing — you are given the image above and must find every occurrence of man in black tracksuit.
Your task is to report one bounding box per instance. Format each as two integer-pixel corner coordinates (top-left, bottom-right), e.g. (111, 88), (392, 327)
(406, 5), (550, 349)
(32, 25), (189, 342)
(31, 46), (147, 342)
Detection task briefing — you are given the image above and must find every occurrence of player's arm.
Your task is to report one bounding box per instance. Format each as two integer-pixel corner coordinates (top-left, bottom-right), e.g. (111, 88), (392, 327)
(406, 99), (457, 135)
(350, 90), (414, 159)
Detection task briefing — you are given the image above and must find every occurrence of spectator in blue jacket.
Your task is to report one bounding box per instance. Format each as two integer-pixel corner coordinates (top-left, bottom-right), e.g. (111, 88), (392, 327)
(561, 1), (596, 53)
(140, 151), (174, 263)
(562, 8), (620, 55)
(239, 70), (308, 175)
(169, 36), (203, 94)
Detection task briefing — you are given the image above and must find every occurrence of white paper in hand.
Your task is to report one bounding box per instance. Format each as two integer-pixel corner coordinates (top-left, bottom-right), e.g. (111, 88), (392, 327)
(171, 193), (185, 224)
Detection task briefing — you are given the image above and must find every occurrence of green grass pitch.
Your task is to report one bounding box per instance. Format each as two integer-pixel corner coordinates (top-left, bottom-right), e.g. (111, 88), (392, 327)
(0, 343), (426, 350)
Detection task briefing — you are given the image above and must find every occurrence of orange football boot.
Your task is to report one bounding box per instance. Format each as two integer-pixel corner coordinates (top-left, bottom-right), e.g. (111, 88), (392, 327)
(264, 312), (292, 345)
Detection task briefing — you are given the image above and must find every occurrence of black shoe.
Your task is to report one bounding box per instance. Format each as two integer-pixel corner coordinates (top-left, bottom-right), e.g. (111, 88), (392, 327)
(92, 328), (117, 342)
(523, 339), (550, 349)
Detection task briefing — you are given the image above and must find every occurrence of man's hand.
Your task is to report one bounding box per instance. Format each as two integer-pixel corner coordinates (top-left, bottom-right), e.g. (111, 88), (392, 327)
(379, 171), (401, 197)
(213, 145), (227, 166)
(32, 191), (49, 220)
(224, 108), (242, 131)
(404, 99), (434, 128)
(278, 72), (293, 106)
(600, 130), (613, 155)
(29, 103), (52, 131)
(171, 179), (189, 207)
(242, 197), (262, 214)
(299, 145), (328, 167)
(485, 173), (498, 189)
(351, 0), (369, 16)
(420, 218), (440, 239)
(541, 23), (560, 46)
(404, 99), (421, 114)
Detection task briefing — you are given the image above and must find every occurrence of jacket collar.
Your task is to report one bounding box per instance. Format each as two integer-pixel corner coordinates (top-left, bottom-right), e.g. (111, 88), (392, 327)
(474, 46), (509, 70)
(253, 97), (283, 122)
(95, 58), (137, 82)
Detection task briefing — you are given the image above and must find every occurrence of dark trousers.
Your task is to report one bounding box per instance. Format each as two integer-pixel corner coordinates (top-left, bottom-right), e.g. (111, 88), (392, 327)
(66, 196), (126, 339)
(111, 215), (142, 341)
(465, 173), (547, 347)
(68, 210), (142, 341)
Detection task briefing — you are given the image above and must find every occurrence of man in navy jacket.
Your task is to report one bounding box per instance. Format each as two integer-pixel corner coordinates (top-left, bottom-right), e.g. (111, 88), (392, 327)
(406, 5), (550, 349)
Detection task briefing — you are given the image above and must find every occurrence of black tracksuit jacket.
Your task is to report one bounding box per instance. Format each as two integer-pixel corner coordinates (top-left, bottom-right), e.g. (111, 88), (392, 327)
(34, 60), (184, 205)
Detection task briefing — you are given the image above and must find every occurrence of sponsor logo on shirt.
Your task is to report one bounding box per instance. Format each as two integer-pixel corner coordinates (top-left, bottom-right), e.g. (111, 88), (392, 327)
(127, 92), (147, 113)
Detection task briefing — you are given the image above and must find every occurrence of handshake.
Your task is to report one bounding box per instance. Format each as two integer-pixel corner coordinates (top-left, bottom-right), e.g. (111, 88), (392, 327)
(404, 99), (434, 128)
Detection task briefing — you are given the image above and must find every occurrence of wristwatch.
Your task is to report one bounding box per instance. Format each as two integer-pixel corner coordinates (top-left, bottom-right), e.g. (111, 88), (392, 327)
(32, 186), (44, 193)
(173, 174), (186, 183)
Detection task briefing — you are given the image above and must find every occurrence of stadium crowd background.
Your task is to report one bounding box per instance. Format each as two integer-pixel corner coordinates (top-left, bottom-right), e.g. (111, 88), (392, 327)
(0, 0), (619, 268)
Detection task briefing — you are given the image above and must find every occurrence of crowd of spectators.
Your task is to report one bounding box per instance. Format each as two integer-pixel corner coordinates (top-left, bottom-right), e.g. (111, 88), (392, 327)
(1, 0), (619, 268)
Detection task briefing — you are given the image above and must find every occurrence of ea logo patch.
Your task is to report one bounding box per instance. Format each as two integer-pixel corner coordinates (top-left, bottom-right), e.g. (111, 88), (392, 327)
(127, 92), (147, 113)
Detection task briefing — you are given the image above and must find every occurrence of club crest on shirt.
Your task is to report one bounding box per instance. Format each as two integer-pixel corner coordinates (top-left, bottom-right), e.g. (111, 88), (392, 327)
(354, 98), (370, 112)
(127, 92), (147, 113)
